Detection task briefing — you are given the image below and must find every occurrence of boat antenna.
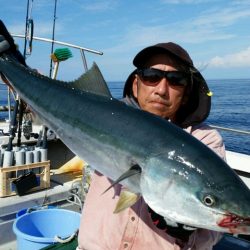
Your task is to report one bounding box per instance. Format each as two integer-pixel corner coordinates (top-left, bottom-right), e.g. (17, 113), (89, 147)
(49, 0), (58, 78)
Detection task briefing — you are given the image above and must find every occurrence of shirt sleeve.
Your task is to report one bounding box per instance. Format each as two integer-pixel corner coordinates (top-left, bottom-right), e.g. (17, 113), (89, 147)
(185, 123), (226, 161)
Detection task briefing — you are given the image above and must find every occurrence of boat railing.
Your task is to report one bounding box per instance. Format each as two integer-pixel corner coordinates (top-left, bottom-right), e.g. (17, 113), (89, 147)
(209, 125), (250, 135)
(11, 34), (103, 72)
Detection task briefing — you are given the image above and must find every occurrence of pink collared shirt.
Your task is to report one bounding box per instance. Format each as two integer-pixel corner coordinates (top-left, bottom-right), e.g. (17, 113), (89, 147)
(78, 124), (226, 250)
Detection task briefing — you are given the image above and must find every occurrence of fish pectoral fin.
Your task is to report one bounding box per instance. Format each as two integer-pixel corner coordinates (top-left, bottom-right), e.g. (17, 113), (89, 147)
(102, 164), (142, 194)
(113, 190), (139, 213)
(182, 225), (196, 231)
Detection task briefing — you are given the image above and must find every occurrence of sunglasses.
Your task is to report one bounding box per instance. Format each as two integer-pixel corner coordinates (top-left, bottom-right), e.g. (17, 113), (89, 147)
(137, 68), (189, 87)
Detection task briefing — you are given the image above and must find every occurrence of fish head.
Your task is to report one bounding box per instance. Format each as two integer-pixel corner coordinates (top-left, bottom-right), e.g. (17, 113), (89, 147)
(140, 154), (250, 234)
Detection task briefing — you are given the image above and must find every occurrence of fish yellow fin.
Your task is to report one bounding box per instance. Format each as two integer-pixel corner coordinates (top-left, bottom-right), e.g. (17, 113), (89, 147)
(113, 190), (139, 214)
(53, 156), (87, 174)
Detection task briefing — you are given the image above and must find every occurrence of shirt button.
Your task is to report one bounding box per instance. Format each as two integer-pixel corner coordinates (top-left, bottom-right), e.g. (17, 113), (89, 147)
(124, 242), (129, 248)
(131, 216), (135, 221)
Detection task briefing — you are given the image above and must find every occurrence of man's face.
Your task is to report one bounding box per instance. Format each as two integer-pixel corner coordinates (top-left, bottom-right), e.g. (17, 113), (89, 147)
(132, 54), (186, 121)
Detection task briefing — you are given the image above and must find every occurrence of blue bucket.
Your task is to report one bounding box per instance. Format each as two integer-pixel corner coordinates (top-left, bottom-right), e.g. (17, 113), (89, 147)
(13, 209), (81, 250)
(16, 205), (56, 218)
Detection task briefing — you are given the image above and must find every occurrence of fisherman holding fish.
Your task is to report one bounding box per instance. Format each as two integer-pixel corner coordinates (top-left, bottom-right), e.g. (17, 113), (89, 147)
(2, 21), (250, 250)
(77, 43), (226, 250)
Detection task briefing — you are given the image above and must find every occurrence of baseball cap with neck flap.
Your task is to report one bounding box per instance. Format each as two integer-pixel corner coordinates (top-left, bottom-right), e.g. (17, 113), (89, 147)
(123, 42), (212, 128)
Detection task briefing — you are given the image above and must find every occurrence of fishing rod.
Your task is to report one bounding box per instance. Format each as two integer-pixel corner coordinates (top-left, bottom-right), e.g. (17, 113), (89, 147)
(23, 0), (34, 58)
(14, 0), (33, 152)
(6, 98), (19, 152)
(49, 0), (58, 78)
(16, 100), (24, 148)
(1, 0), (34, 161)
(23, 0), (30, 57)
(0, 21), (24, 154)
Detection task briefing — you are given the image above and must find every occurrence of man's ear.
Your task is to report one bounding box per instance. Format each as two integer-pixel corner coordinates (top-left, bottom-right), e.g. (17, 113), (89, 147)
(132, 75), (138, 98)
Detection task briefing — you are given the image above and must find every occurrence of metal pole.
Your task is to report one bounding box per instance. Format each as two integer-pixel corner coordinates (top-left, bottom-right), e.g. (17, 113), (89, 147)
(7, 87), (11, 123)
(80, 49), (88, 72)
(12, 34), (103, 55)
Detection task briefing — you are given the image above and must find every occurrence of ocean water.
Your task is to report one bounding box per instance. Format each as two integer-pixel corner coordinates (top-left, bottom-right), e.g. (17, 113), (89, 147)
(1, 79), (249, 155)
(206, 79), (250, 155)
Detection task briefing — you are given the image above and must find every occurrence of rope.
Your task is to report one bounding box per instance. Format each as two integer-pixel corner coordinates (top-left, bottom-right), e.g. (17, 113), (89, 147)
(54, 230), (78, 243)
(66, 190), (83, 211)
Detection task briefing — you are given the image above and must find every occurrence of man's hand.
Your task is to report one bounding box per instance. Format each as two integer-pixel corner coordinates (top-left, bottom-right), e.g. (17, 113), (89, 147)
(0, 20), (27, 66)
(0, 35), (10, 53)
(0, 20), (16, 51)
(0, 34), (12, 88)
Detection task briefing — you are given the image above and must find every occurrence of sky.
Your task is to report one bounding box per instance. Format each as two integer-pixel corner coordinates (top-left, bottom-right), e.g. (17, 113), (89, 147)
(1, 0), (250, 82)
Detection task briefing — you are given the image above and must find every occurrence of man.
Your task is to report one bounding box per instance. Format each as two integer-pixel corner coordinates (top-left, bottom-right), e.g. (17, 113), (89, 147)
(77, 42), (226, 250)
(0, 24), (224, 247)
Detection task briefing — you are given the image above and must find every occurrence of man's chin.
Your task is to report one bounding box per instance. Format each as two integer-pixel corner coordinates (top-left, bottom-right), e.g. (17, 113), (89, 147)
(147, 107), (170, 119)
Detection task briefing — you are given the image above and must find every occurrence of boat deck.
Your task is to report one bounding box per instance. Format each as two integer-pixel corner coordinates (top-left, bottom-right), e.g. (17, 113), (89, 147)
(0, 137), (81, 250)
(0, 171), (83, 250)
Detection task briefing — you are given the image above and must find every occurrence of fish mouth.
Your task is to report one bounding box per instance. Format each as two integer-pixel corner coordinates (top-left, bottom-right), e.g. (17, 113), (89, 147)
(218, 213), (250, 234)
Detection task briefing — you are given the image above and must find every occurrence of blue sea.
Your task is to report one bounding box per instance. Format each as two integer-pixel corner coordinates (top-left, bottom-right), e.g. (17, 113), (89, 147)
(1, 79), (250, 155)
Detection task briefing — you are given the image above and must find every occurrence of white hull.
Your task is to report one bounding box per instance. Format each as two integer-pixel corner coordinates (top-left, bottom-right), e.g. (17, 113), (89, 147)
(226, 150), (250, 188)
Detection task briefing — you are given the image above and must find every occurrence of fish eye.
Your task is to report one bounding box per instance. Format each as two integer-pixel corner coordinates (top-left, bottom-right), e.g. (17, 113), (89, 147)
(203, 195), (215, 207)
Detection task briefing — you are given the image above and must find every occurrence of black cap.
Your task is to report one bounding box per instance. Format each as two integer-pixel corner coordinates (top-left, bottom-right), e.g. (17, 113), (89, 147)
(133, 42), (193, 68)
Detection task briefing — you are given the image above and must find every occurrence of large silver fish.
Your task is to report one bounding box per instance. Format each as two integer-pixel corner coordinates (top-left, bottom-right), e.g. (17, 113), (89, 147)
(1, 27), (250, 234)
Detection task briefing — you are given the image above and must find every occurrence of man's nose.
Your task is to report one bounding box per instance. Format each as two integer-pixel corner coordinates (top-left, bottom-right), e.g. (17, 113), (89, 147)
(155, 78), (169, 96)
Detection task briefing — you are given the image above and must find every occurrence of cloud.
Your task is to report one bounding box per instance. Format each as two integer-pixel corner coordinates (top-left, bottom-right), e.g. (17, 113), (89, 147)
(79, 0), (118, 12)
(101, 0), (250, 70)
(8, 22), (63, 38)
(161, 0), (250, 7)
(208, 47), (250, 68)
(98, 2), (250, 79)
(160, 0), (213, 4)
(102, 21), (232, 57)
(193, 7), (250, 28)
(104, 2), (250, 52)
(33, 22), (63, 37)
(8, 23), (26, 35)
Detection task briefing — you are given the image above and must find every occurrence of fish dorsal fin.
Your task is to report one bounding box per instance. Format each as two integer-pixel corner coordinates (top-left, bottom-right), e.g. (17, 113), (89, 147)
(71, 62), (112, 98)
(114, 190), (139, 213)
